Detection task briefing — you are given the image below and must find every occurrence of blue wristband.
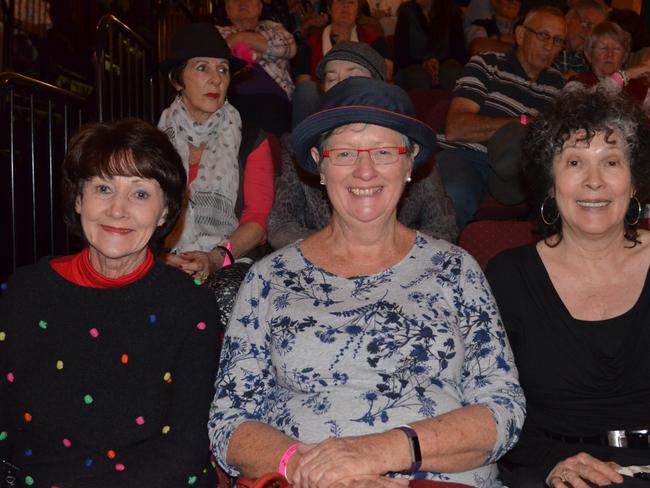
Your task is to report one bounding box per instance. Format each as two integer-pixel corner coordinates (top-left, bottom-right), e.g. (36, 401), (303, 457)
(395, 425), (422, 473)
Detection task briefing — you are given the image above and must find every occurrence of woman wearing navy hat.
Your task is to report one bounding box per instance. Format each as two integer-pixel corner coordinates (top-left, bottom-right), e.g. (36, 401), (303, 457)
(159, 23), (274, 283)
(209, 77), (525, 488)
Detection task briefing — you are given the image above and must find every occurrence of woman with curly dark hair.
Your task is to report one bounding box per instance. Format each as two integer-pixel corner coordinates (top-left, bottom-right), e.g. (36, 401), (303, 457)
(486, 88), (650, 488)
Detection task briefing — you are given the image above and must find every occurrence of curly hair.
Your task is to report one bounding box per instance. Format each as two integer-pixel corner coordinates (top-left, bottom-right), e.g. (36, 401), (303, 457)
(523, 87), (650, 245)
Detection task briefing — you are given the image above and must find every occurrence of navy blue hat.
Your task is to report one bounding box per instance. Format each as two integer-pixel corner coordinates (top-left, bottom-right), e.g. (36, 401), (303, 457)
(160, 23), (246, 74)
(291, 77), (437, 174)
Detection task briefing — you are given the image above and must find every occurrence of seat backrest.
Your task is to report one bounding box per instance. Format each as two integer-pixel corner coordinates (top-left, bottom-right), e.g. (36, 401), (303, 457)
(408, 88), (452, 122)
(458, 220), (537, 270)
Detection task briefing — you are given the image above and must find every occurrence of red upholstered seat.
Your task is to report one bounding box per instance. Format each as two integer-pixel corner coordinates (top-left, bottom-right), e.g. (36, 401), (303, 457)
(473, 196), (530, 221)
(408, 88), (452, 122)
(425, 98), (452, 132)
(458, 220), (538, 270)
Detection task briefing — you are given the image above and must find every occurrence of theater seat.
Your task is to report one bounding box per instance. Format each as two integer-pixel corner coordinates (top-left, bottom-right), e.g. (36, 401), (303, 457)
(408, 88), (452, 122)
(473, 195), (530, 221)
(458, 220), (538, 270)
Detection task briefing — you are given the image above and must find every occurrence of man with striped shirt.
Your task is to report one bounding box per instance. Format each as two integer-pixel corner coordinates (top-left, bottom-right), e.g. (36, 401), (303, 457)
(436, 6), (566, 229)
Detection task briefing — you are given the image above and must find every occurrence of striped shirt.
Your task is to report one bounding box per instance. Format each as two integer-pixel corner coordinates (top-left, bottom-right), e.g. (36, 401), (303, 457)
(438, 50), (564, 152)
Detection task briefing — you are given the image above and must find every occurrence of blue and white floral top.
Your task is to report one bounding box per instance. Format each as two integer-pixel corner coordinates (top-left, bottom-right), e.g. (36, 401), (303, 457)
(209, 233), (525, 487)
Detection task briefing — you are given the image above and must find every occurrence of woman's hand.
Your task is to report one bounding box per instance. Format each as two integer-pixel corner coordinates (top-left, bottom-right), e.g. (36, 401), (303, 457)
(546, 452), (624, 488)
(623, 59), (650, 81)
(162, 249), (224, 281)
(423, 58), (439, 85)
(290, 435), (396, 488)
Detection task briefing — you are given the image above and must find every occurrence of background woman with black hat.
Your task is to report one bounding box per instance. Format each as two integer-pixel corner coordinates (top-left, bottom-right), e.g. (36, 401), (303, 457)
(209, 76), (524, 488)
(159, 23), (274, 283)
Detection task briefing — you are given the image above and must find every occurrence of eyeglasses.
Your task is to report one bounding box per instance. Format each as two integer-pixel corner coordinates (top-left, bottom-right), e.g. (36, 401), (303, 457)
(522, 25), (566, 48)
(322, 146), (408, 165)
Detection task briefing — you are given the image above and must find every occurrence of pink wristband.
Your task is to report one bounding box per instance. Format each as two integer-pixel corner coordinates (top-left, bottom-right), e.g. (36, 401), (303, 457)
(278, 443), (299, 478)
(610, 72), (625, 87)
(222, 240), (233, 267)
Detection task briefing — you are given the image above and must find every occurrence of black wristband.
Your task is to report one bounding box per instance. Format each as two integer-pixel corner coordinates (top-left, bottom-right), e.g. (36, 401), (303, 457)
(395, 425), (422, 473)
(215, 245), (235, 265)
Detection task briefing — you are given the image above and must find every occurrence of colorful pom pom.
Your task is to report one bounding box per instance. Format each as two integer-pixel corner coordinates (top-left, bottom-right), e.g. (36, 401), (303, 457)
(162, 425), (170, 434)
(24, 412), (32, 423)
(6, 372), (14, 382)
(115, 463), (125, 471)
(83, 394), (94, 405)
(121, 354), (129, 364)
(62, 438), (71, 448)
(107, 450), (116, 459)
(56, 360), (64, 370)
(196, 321), (206, 330)
(135, 416), (145, 425)
(38, 320), (48, 330)
(0, 331), (5, 341)
(89, 328), (99, 338)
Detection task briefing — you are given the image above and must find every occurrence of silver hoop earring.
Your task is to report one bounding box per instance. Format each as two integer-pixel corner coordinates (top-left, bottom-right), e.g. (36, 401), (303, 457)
(626, 196), (642, 226)
(406, 175), (412, 183)
(320, 176), (326, 186)
(540, 196), (560, 226)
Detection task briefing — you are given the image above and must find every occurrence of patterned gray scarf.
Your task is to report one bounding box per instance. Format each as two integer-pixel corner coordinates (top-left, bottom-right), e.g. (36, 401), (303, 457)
(158, 96), (242, 252)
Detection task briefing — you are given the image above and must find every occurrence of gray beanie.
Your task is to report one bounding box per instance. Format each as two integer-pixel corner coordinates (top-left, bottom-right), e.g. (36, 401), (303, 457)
(315, 42), (387, 81)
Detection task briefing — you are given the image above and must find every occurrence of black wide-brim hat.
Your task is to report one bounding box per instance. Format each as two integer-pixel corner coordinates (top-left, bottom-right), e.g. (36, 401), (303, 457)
(160, 23), (246, 74)
(291, 77), (437, 174)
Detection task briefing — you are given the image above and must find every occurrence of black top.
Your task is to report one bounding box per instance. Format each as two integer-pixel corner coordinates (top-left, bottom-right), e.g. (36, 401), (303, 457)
(0, 259), (222, 487)
(394, 0), (466, 69)
(486, 244), (650, 475)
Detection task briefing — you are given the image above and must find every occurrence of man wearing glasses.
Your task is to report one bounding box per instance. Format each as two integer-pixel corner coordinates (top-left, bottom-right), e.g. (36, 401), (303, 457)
(554, 0), (608, 78)
(436, 6), (566, 229)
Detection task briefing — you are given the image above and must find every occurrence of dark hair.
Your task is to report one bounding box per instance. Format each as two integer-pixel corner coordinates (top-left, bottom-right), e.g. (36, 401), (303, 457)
(522, 5), (565, 24)
(523, 87), (650, 245)
(572, 0), (609, 18)
(169, 60), (189, 89)
(327, 0), (359, 12)
(61, 118), (186, 252)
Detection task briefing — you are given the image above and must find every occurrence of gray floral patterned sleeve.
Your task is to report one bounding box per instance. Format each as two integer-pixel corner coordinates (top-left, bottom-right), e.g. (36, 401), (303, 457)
(208, 234), (525, 487)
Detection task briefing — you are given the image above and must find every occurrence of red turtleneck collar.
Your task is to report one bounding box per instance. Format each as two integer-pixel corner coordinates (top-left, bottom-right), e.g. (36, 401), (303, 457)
(51, 248), (154, 288)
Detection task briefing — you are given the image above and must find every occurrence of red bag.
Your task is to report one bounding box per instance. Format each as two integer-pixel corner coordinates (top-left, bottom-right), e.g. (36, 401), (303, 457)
(236, 472), (291, 488)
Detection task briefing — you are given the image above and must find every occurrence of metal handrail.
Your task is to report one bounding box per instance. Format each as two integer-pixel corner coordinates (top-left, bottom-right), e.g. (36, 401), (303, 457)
(0, 71), (87, 282)
(95, 14), (151, 52)
(0, 71), (86, 101)
(94, 14), (156, 122)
